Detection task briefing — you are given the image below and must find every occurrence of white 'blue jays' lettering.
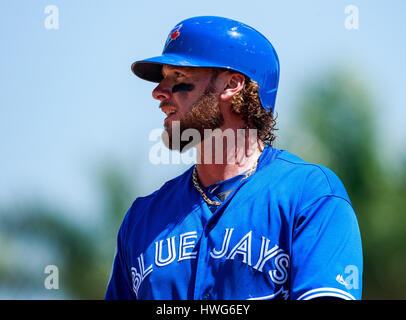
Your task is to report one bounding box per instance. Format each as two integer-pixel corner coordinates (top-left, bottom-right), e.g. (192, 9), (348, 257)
(210, 228), (234, 259)
(155, 236), (176, 267)
(226, 231), (252, 266)
(132, 228), (290, 297)
(131, 254), (153, 298)
(178, 231), (198, 261)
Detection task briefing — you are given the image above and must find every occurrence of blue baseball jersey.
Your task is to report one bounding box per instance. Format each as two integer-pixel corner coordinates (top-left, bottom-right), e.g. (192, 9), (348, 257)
(105, 145), (363, 300)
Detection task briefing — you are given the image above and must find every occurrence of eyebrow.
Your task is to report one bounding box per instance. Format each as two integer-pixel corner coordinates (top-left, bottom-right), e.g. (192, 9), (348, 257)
(161, 66), (192, 77)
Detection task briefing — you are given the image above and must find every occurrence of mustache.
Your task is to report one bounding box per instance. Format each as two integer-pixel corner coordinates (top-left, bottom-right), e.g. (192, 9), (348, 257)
(159, 101), (177, 110)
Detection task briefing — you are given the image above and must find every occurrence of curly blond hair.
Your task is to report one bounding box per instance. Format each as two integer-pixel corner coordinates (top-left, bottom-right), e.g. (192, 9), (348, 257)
(230, 76), (277, 145)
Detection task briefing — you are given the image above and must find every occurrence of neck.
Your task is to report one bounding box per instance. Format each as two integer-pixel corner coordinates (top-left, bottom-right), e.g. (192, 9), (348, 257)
(194, 128), (264, 187)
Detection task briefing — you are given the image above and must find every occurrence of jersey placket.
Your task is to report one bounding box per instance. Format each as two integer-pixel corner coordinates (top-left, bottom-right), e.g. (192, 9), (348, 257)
(191, 175), (253, 300)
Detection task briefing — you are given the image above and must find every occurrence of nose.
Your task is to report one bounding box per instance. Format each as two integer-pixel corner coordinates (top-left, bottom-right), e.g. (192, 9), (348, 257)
(152, 81), (172, 101)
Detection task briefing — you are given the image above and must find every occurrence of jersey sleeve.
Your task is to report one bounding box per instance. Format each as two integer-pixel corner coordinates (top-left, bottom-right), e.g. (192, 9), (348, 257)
(290, 195), (363, 300)
(105, 210), (136, 300)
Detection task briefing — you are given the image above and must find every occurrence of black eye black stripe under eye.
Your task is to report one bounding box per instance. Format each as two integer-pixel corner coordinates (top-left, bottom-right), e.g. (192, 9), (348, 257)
(172, 83), (195, 93)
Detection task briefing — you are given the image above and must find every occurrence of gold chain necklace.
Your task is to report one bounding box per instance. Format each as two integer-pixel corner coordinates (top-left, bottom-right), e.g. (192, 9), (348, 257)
(192, 160), (259, 207)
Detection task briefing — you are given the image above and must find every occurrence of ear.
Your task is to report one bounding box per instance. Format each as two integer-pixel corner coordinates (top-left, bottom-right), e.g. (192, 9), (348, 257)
(219, 72), (245, 102)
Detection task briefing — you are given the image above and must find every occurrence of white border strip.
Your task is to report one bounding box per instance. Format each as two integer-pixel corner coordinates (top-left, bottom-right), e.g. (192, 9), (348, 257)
(247, 287), (287, 300)
(297, 287), (356, 300)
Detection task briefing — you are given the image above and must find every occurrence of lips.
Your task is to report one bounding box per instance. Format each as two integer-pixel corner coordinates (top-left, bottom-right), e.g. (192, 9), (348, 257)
(161, 106), (177, 116)
(160, 105), (178, 128)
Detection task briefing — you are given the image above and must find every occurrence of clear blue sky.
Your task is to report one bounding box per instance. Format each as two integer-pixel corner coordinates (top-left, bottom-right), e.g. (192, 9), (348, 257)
(1, 0), (405, 219)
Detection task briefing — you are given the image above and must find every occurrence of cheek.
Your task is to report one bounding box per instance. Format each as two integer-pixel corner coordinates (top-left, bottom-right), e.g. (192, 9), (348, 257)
(172, 84), (201, 110)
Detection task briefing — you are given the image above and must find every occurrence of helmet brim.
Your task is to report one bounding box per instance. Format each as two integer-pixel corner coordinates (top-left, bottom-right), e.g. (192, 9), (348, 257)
(131, 53), (231, 83)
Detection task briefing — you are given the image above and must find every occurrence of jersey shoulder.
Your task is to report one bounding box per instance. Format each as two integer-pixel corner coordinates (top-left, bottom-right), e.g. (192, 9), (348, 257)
(125, 165), (195, 225)
(268, 149), (353, 208)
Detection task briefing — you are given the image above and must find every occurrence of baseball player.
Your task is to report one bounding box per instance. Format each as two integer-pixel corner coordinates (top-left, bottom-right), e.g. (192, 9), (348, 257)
(105, 16), (363, 300)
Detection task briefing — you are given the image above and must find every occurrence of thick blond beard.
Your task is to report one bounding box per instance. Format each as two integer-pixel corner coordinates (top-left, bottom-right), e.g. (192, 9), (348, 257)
(162, 85), (224, 152)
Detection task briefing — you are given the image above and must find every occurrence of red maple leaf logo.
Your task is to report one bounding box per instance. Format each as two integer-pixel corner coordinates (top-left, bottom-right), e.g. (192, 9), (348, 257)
(171, 29), (180, 40)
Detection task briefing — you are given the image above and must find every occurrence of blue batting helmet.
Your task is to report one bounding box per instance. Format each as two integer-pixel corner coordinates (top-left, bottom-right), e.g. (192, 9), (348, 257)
(131, 16), (280, 112)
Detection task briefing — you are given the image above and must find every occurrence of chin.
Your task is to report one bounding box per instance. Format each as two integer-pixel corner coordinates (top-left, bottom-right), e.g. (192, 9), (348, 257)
(161, 125), (200, 152)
